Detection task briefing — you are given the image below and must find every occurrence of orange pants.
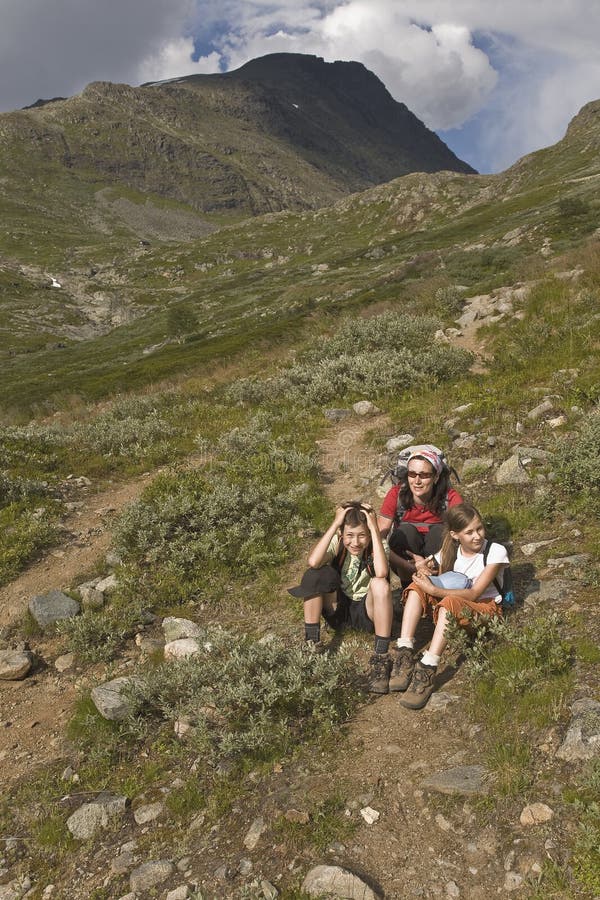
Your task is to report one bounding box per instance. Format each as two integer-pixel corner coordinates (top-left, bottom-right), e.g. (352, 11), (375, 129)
(404, 582), (500, 625)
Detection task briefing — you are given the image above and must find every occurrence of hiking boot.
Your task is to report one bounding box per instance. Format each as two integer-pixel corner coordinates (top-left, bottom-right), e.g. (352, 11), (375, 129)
(398, 661), (437, 709)
(389, 646), (415, 692)
(368, 652), (392, 694)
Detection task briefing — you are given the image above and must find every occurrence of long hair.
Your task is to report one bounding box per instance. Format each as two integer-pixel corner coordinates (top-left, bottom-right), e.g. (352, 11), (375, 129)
(438, 502), (484, 573)
(398, 457), (451, 515)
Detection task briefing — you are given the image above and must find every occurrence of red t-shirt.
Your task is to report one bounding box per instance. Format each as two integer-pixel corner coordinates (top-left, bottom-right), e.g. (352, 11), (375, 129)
(379, 485), (463, 533)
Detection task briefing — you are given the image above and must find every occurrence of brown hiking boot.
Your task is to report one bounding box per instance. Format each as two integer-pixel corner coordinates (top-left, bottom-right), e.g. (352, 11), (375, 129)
(398, 661), (437, 709)
(389, 646), (415, 692)
(368, 652), (392, 694)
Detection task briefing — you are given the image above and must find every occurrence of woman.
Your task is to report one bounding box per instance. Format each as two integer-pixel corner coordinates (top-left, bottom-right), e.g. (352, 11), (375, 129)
(377, 445), (462, 584)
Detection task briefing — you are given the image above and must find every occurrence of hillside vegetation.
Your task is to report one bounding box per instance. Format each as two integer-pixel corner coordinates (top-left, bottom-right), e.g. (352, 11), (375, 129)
(0, 67), (599, 900)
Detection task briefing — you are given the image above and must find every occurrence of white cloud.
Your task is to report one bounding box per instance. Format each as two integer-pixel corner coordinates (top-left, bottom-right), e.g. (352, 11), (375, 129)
(1, 0), (600, 172)
(137, 40), (221, 84)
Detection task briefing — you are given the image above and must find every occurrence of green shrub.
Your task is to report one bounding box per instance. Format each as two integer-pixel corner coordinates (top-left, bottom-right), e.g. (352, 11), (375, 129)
(0, 502), (58, 585)
(127, 628), (360, 768)
(227, 311), (472, 405)
(56, 608), (138, 662)
(553, 408), (600, 511)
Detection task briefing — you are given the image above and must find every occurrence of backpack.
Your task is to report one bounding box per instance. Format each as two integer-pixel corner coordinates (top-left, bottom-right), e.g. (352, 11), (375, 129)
(387, 444), (459, 523)
(482, 541), (516, 610)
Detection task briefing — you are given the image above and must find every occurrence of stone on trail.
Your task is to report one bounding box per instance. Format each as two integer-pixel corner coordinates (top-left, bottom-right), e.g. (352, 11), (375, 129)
(29, 590), (80, 628)
(421, 765), (490, 796)
(95, 573), (118, 595)
(360, 806), (380, 825)
(527, 399), (554, 420)
(302, 865), (380, 899)
(0, 650), (33, 680)
(243, 816), (266, 850)
(519, 802), (554, 826)
(129, 860), (174, 894)
(91, 676), (139, 721)
(66, 793), (128, 839)
(556, 698), (600, 761)
(133, 801), (165, 825)
(162, 617), (203, 642)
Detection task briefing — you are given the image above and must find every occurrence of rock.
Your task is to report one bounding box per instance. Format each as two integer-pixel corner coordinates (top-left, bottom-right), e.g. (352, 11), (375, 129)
(162, 617), (203, 642)
(238, 858), (253, 875)
(547, 554), (590, 569)
(302, 865), (379, 899)
(105, 550), (123, 567)
(421, 765), (490, 796)
(520, 539), (557, 557)
(133, 801), (164, 824)
(174, 716), (195, 738)
(527, 399), (554, 420)
(111, 852), (136, 875)
(547, 415), (567, 428)
(164, 638), (201, 660)
(446, 882), (460, 897)
(284, 809), (310, 824)
(95, 574), (118, 595)
(453, 434), (476, 450)
(135, 635), (165, 655)
(66, 793), (128, 839)
(260, 880), (279, 899)
(386, 434), (415, 452)
(29, 590), (80, 628)
(243, 816), (266, 850)
(54, 653), (75, 672)
(424, 692), (460, 713)
(360, 806), (380, 825)
(486, 436), (497, 447)
(353, 401), (381, 416)
(436, 814), (452, 832)
(80, 586), (105, 610)
(166, 888), (190, 900)
(461, 458), (494, 478)
(91, 676), (139, 721)
(519, 803), (554, 826)
(510, 445), (550, 461)
(504, 872), (524, 891)
(324, 408), (352, 421)
(129, 860), (174, 894)
(556, 698), (600, 761)
(0, 650), (33, 680)
(495, 455), (530, 485)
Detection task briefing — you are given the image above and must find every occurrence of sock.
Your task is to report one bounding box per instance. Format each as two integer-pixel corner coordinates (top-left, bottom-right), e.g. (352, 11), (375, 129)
(304, 623), (320, 643)
(374, 635), (390, 654)
(397, 637), (415, 650)
(421, 651), (440, 668)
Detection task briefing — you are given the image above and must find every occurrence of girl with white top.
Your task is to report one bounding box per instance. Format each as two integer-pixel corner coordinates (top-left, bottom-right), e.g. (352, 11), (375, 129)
(389, 502), (509, 709)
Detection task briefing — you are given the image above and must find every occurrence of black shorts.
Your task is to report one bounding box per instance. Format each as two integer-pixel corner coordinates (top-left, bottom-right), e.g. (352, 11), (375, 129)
(323, 591), (374, 634)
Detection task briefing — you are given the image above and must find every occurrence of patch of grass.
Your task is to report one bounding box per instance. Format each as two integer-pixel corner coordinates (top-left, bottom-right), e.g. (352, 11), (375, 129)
(0, 501), (59, 586)
(165, 778), (206, 820)
(568, 761), (600, 896)
(273, 792), (358, 854)
(446, 612), (573, 794)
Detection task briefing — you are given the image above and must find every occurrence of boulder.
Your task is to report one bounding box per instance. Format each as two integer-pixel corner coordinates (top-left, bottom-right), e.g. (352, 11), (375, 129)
(29, 590), (80, 628)
(556, 698), (600, 761)
(302, 865), (380, 899)
(421, 765), (490, 796)
(352, 400), (381, 417)
(66, 793), (128, 839)
(129, 860), (174, 894)
(495, 455), (530, 485)
(164, 638), (201, 660)
(386, 434), (415, 452)
(0, 650), (33, 680)
(162, 617), (202, 642)
(91, 676), (139, 721)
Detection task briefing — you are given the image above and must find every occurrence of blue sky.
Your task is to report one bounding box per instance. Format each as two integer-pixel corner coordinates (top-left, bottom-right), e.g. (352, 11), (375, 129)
(1, 0), (600, 174)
